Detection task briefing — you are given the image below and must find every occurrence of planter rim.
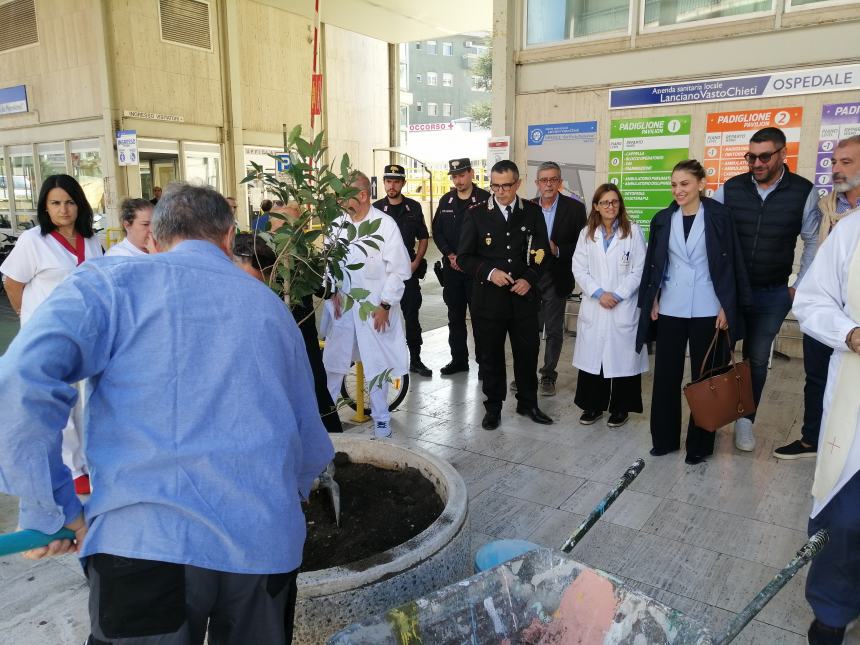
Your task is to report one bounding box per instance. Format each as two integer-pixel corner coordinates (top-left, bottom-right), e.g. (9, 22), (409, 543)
(297, 435), (468, 596)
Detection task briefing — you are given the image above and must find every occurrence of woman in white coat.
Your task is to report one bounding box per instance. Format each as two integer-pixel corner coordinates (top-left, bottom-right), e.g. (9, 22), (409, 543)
(323, 173), (412, 438)
(572, 184), (648, 428)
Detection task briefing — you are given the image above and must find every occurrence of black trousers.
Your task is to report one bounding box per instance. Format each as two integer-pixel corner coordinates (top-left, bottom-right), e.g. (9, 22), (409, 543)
(801, 333), (833, 448)
(293, 302), (342, 433)
(401, 276), (423, 357)
(442, 267), (480, 365)
(474, 305), (539, 413)
(651, 314), (727, 458)
(574, 368), (643, 414)
(85, 554), (298, 644)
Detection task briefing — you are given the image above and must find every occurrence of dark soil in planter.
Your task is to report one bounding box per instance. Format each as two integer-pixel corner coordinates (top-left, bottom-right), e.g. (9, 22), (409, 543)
(301, 452), (444, 572)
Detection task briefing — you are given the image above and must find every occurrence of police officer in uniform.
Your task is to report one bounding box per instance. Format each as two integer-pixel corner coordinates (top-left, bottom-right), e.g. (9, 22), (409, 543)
(458, 160), (554, 430)
(373, 164), (432, 377)
(432, 158), (491, 376)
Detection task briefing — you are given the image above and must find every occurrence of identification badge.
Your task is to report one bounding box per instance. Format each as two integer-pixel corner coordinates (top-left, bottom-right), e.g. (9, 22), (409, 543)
(485, 235), (492, 246)
(620, 251), (631, 267)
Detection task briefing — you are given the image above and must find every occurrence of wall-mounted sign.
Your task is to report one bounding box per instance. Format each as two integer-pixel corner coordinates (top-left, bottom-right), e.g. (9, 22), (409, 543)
(608, 116), (691, 234)
(123, 110), (185, 123)
(815, 102), (860, 197)
(116, 130), (139, 166)
(0, 85), (28, 116)
(526, 121), (597, 203)
(610, 64), (859, 110)
(486, 136), (510, 166)
(704, 107), (802, 196)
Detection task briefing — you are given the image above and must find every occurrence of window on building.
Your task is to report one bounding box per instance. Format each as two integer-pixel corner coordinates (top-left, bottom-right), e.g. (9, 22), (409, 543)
(9, 145), (36, 220)
(641, 0), (774, 30)
(786, 0), (856, 7)
(416, 73), (423, 84)
(416, 102), (422, 112)
(70, 139), (105, 214)
(400, 62), (409, 90)
(426, 40), (437, 54)
(442, 73), (454, 87)
(37, 142), (66, 179)
(184, 142), (221, 191)
(0, 150), (8, 224)
(426, 72), (438, 86)
(400, 105), (408, 124)
(442, 42), (454, 56)
(527, 0), (630, 45)
(427, 103), (438, 116)
(472, 75), (487, 91)
(442, 103), (452, 117)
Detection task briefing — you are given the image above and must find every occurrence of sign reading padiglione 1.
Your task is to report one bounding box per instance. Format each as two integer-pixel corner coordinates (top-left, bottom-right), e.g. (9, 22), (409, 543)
(608, 116), (691, 234)
(609, 64), (859, 109)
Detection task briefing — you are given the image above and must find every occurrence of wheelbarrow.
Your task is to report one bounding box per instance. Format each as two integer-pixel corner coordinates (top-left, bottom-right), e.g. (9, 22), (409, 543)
(328, 531), (828, 644)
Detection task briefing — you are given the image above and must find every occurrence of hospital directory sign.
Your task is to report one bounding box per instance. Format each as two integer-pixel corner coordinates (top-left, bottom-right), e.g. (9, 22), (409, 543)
(815, 102), (860, 197)
(704, 107), (802, 196)
(608, 116), (691, 234)
(609, 63), (859, 109)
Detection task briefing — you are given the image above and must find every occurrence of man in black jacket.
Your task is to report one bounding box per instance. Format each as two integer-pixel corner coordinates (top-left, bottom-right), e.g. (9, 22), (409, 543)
(530, 162), (587, 396)
(458, 160), (553, 430)
(373, 164), (432, 377)
(432, 158), (490, 375)
(714, 127), (816, 452)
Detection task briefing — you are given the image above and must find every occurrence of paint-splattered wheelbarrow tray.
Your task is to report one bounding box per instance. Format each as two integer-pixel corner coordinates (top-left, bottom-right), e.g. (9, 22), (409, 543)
(328, 529), (827, 645)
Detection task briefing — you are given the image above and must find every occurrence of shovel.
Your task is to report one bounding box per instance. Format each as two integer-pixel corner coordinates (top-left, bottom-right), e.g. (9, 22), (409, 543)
(0, 527), (77, 557)
(316, 461), (341, 527)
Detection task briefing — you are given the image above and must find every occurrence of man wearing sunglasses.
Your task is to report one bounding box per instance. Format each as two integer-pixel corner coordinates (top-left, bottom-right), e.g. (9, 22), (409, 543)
(714, 127), (816, 453)
(458, 160), (553, 430)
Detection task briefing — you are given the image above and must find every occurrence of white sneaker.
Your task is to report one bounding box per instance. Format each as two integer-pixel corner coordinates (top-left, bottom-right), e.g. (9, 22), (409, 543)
(374, 420), (392, 439)
(734, 418), (756, 451)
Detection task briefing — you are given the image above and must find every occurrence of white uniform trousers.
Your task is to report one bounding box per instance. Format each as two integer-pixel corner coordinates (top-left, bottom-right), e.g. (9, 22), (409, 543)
(61, 381), (88, 479)
(326, 372), (390, 423)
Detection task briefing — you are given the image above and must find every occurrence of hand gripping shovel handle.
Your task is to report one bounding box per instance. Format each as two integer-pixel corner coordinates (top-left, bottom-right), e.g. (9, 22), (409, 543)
(715, 529), (829, 645)
(560, 458), (645, 553)
(0, 528), (76, 557)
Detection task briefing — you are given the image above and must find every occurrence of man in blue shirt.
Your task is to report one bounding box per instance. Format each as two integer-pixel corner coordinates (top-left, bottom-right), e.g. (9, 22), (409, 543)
(0, 184), (334, 644)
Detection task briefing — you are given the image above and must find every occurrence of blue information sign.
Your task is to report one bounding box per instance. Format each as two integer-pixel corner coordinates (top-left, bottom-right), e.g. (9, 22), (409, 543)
(0, 85), (28, 115)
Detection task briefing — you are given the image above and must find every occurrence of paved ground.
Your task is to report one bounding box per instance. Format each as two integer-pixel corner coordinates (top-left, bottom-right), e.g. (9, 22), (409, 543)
(1, 264), (858, 644)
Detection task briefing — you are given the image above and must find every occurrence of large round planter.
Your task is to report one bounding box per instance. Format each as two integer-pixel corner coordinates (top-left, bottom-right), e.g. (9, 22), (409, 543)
(293, 435), (470, 644)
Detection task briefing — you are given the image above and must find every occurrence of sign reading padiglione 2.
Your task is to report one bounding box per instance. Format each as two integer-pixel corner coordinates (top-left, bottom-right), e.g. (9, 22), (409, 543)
(609, 64), (859, 110)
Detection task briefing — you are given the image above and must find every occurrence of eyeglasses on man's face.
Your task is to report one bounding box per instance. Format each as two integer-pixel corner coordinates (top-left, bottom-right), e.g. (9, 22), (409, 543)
(597, 199), (620, 208)
(744, 146), (784, 165)
(490, 182), (518, 192)
(537, 176), (560, 185)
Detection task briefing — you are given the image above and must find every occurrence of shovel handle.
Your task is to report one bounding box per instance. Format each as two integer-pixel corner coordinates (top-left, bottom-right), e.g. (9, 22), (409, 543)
(0, 528), (76, 557)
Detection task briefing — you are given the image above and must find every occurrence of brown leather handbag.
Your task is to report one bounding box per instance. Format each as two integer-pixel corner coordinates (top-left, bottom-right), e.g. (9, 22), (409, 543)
(683, 329), (756, 432)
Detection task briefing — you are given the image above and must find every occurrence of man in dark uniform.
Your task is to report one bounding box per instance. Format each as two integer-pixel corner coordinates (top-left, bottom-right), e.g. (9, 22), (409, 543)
(458, 159), (554, 430)
(432, 158), (491, 376)
(373, 164), (432, 377)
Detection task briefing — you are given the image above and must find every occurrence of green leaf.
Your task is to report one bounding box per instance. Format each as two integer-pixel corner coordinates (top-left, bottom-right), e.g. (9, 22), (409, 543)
(363, 240), (380, 251)
(349, 287), (370, 300)
(345, 263), (364, 270)
(346, 223), (357, 242)
(295, 137), (313, 160)
(358, 219), (370, 238)
(367, 218), (382, 235)
(340, 153), (351, 178)
(342, 295), (355, 313)
(288, 124), (303, 146)
(358, 301), (378, 322)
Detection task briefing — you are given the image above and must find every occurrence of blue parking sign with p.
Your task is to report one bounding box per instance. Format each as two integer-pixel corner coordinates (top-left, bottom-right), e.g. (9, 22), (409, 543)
(277, 154), (292, 172)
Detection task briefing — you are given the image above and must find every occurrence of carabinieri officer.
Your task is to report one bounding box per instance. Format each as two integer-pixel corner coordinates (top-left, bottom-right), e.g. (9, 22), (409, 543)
(457, 160), (554, 430)
(373, 163), (432, 377)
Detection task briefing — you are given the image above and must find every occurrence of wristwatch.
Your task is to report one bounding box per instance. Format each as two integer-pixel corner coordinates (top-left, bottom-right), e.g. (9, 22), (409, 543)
(380, 301), (391, 311)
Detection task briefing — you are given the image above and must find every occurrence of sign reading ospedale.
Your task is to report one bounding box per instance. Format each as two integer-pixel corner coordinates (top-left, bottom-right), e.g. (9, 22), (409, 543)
(609, 64), (859, 110)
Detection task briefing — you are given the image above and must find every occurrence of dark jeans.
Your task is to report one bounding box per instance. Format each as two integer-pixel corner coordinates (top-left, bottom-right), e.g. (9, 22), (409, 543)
(801, 333), (833, 448)
(442, 266), (480, 365)
(86, 554), (298, 644)
(651, 315), (727, 458)
(574, 368), (642, 414)
(474, 306), (540, 413)
(537, 273), (567, 382)
(741, 285), (792, 422)
(807, 471), (860, 628)
(401, 276), (423, 358)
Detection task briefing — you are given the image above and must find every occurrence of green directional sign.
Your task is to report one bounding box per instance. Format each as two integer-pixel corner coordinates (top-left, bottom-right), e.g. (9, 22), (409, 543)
(608, 115), (691, 236)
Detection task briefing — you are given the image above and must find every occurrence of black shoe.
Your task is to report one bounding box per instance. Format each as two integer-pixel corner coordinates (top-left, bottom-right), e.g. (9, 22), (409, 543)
(807, 620), (846, 645)
(440, 361), (469, 376)
(607, 412), (628, 427)
(684, 454), (706, 465)
(649, 447), (678, 457)
(579, 410), (603, 425)
(516, 405), (553, 425)
(773, 439), (817, 460)
(482, 411), (501, 430)
(409, 360), (432, 377)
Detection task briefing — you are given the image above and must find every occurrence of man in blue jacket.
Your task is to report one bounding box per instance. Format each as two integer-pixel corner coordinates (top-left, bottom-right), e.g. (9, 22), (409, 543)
(0, 184), (334, 644)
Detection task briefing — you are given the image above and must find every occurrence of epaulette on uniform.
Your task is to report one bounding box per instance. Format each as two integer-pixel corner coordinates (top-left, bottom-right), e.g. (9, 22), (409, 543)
(467, 200), (487, 211)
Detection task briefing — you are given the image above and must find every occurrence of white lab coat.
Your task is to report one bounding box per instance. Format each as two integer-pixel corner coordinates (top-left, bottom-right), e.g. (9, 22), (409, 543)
(793, 212), (860, 518)
(322, 207), (412, 380)
(572, 223), (649, 378)
(106, 237), (147, 257)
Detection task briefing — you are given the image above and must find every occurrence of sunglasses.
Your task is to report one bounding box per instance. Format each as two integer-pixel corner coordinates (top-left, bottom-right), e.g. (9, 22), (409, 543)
(743, 146), (784, 164)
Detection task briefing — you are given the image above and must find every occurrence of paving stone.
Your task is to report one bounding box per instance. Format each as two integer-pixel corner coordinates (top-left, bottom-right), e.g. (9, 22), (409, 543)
(561, 479), (663, 530)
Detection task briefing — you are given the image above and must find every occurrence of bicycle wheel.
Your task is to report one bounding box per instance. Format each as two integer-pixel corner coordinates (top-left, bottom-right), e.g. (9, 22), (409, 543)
(341, 363), (409, 415)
